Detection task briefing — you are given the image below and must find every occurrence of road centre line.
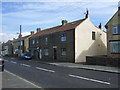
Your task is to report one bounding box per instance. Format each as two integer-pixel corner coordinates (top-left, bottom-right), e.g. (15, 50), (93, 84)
(10, 61), (16, 63)
(5, 70), (42, 88)
(0, 58), (3, 60)
(36, 67), (55, 73)
(21, 64), (31, 67)
(69, 74), (110, 85)
(4, 60), (8, 62)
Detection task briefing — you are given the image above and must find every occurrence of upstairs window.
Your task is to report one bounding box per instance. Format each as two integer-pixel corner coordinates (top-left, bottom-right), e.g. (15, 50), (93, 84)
(36, 40), (39, 44)
(32, 39), (35, 44)
(61, 48), (67, 56)
(45, 37), (48, 45)
(44, 49), (49, 56)
(112, 25), (120, 34)
(92, 32), (95, 40)
(61, 33), (66, 41)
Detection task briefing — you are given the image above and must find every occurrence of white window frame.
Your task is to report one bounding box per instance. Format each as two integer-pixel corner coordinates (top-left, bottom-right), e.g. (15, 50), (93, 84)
(61, 48), (67, 56)
(110, 41), (120, 53)
(61, 34), (66, 41)
(45, 37), (48, 45)
(44, 49), (49, 56)
(32, 39), (35, 44)
(112, 25), (118, 34)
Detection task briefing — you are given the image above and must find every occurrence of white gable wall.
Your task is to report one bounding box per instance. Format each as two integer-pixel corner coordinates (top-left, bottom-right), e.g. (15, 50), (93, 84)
(75, 18), (107, 63)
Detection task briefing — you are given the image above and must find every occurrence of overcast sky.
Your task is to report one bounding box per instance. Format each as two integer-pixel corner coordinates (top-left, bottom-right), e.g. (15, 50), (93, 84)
(0, 0), (119, 42)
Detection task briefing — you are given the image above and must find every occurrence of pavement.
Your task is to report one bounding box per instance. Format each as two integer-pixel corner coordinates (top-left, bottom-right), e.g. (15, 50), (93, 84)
(2, 70), (42, 88)
(33, 59), (120, 74)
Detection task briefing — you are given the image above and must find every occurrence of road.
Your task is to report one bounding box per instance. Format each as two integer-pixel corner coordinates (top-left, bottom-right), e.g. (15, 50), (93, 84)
(2, 57), (119, 88)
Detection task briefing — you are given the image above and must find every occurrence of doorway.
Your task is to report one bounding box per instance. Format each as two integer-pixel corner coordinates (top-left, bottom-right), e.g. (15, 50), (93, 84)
(53, 48), (57, 59)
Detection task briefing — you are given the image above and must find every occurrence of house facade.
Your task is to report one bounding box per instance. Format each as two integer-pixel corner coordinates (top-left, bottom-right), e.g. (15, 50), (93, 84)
(13, 31), (34, 56)
(105, 2), (120, 58)
(29, 10), (107, 63)
(2, 40), (13, 56)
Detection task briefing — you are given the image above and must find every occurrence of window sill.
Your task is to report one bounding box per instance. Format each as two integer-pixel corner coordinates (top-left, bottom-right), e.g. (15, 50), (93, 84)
(111, 53), (120, 54)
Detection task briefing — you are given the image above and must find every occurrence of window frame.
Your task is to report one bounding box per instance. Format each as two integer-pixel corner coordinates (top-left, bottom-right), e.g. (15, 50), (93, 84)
(112, 25), (120, 35)
(61, 48), (67, 56)
(110, 41), (120, 54)
(44, 49), (49, 56)
(61, 33), (67, 42)
(92, 31), (95, 40)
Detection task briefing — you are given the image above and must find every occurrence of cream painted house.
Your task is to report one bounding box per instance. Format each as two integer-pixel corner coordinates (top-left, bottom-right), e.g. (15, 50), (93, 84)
(75, 11), (107, 63)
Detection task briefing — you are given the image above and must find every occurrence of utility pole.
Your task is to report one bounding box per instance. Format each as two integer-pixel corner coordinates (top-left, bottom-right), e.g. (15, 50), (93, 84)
(19, 25), (22, 56)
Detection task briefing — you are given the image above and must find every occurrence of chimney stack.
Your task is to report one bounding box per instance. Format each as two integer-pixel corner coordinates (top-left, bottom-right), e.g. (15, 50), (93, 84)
(61, 20), (68, 25)
(37, 28), (41, 32)
(85, 9), (90, 19)
(31, 31), (34, 35)
(98, 23), (102, 30)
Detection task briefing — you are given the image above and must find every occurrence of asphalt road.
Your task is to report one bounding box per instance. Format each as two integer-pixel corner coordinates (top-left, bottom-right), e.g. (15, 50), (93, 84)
(2, 57), (120, 88)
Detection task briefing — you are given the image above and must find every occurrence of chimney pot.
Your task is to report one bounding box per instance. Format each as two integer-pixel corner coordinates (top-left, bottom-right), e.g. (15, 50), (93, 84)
(31, 31), (34, 35)
(37, 28), (41, 32)
(61, 20), (68, 25)
(98, 23), (102, 29)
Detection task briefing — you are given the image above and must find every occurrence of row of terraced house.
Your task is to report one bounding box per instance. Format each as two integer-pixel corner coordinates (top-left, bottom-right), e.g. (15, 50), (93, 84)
(1, 3), (120, 64)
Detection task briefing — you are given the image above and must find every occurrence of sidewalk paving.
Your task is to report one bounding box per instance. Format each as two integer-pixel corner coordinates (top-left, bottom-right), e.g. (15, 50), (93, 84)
(34, 59), (120, 74)
(2, 70), (42, 88)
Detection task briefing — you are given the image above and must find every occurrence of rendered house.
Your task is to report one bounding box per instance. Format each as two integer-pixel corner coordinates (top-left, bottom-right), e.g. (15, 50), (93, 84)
(105, 2), (120, 58)
(13, 31), (34, 56)
(2, 40), (13, 56)
(29, 10), (107, 63)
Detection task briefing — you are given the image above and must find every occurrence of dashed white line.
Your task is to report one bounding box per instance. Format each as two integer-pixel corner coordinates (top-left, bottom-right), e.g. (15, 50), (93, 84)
(36, 67), (55, 73)
(4, 60), (8, 62)
(10, 61), (17, 64)
(21, 64), (31, 67)
(0, 58), (3, 60)
(5, 70), (42, 88)
(69, 74), (110, 85)
(11, 58), (15, 60)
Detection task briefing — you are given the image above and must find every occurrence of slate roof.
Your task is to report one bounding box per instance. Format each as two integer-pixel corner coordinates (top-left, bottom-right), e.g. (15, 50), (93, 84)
(31, 19), (85, 38)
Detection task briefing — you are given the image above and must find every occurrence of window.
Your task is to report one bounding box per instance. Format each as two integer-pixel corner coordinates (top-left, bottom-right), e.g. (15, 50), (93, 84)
(112, 25), (120, 34)
(44, 49), (49, 56)
(32, 39), (35, 44)
(110, 41), (120, 53)
(45, 37), (48, 45)
(36, 40), (39, 44)
(92, 32), (95, 40)
(61, 48), (67, 56)
(61, 34), (66, 41)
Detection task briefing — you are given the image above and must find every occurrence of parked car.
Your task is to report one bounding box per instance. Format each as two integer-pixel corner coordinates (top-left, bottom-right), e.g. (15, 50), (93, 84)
(21, 53), (32, 60)
(0, 59), (4, 72)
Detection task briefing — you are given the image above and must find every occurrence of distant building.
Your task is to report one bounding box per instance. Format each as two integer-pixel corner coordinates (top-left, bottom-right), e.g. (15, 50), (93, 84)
(29, 10), (107, 63)
(105, 1), (120, 58)
(13, 32), (34, 56)
(2, 40), (13, 56)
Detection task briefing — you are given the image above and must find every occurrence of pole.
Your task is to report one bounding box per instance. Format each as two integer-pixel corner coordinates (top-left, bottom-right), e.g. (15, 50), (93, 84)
(19, 25), (22, 56)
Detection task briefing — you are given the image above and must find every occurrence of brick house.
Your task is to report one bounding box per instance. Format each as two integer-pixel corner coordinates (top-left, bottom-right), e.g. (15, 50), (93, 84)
(29, 10), (107, 63)
(105, 2), (120, 58)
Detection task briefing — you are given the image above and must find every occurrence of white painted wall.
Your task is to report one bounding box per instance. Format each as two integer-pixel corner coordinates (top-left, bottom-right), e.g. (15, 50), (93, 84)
(75, 18), (107, 63)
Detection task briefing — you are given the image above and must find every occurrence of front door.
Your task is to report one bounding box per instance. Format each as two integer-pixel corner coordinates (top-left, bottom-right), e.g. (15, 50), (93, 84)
(53, 48), (57, 59)
(39, 49), (42, 59)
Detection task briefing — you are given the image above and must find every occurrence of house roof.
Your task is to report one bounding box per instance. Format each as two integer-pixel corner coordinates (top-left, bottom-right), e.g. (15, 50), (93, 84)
(31, 19), (85, 38)
(105, 9), (119, 28)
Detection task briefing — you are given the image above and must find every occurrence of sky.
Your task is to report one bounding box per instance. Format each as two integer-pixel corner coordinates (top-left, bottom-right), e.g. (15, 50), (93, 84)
(0, 0), (120, 42)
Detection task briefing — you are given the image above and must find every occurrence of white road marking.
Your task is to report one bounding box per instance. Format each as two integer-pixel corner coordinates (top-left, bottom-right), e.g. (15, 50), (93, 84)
(5, 70), (42, 88)
(11, 58), (15, 60)
(4, 60), (8, 62)
(0, 65), (2, 66)
(10, 61), (17, 64)
(0, 58), (3, 60)
(21, 64), (31, 67)
(69, 74), (110, 85)
(36, 67), (55, 73)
